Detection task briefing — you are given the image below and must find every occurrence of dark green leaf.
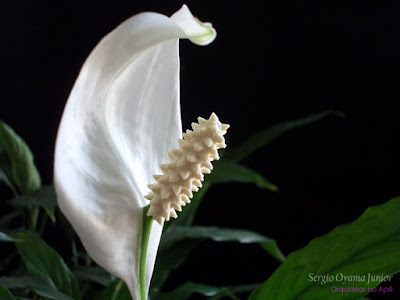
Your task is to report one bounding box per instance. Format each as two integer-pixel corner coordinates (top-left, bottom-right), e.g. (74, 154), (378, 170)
(226, 110), (343, 162)
(0, 143), (17, 196)
(73, 265), (114, 286)
(100, 279), (131, 300)
(0, 253), (18, 273)
(0, 232), (22, 243)
(156, 283), (260, 300)
(0, 285), (16, 300)
(157, 282), (239, 300)
(151, 226), (284, 295)
(13, 232), (81, 299)
(0, 121), (41, 194)
(249, 197), (400, 300)
(8, 186), (57, 222)
(0, 211), (22, 227)
(0, 169), (17, 196)
(150, 239), (200, 294)
(209, 284), (259, 300)
(160, 226), (285, 262)
(0, 277), (74, 300)
(0, 168), (9, 185)
(208, 160), (278, 191)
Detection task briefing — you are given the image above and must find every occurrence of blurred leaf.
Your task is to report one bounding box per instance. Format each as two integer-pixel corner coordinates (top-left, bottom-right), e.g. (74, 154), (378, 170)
(0, 232), (22, 243)
(151, 226), (284, 296)
(156, 282), (239, 300)
(160, 226), (285, 262)
(0, 143), (18, 196)
(157, 282), (260, 300)
(0, 167), (10, 185)
(150, 239), (200, 296)
(8, 186), (57, 222)
(100, 279), (131, 300)
(0, 285), (16, 300)
(0, 121), (41, 194)
(0, 211), (22, 227)
(226, 110), (343, 162)
(0, 253), (18, 273)
(209, 284), (259, 300)
(73, 265), (114, 287)
(0, 277), (74, 300)
(208, 160), (278, 191)
(249, 197), (400, 300)
(13, 232), (81, 299)
(0, 169), (17, 196)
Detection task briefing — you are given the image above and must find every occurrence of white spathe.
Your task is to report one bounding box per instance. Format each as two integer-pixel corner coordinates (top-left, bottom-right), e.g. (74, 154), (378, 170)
(54, 5), (215, 300)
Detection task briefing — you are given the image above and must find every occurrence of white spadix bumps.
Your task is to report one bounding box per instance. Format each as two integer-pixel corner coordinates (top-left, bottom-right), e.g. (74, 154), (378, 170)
(146, 113), (229, 224)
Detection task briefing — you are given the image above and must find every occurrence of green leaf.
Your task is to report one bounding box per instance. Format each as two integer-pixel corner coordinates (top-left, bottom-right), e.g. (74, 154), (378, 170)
(0, 211), (22, 227)
(249, 197), (400, 300)
(150, 239), (200, 296)
(73, 265), (114, 286)
(208, 160), (278, 191)
(157, 282), (240, 300)
(160, 226), (285, 262)
(0, 169), (16, 196)
(155, 283), (259, 300)
(151, 226), (284, 296)
(0, 277), (74, 300)
(0, 232), (22, 243)
(0, 143), (17, 196)
(0, 121), (41, 194)
(100, 279), (131, 300)
(13, 232), (81, 299)
(0, 285), (16, 300)
(0, 253), (18, 273)
(209, 284), (259, 300)
(8, 186), (57, 222)
(226, 110), (343, 162)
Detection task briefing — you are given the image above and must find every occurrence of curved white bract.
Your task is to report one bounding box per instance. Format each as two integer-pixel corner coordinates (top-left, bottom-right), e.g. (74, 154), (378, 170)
(54, 5), (215, 299)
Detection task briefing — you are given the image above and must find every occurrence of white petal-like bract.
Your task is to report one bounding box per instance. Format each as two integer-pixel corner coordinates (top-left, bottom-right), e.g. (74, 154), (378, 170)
(54, 5), (215, 299)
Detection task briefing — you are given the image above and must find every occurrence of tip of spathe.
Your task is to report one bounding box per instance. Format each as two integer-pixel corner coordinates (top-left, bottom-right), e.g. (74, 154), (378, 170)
(170, 4), (216, 46)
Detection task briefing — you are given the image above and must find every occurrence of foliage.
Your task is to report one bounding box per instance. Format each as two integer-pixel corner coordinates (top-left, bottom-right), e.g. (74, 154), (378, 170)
(249, 197), (400, 300)
(1, 111), (398, 300)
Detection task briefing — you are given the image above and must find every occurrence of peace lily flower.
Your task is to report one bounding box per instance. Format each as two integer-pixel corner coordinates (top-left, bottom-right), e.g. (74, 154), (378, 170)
(54, 5), (228, 300)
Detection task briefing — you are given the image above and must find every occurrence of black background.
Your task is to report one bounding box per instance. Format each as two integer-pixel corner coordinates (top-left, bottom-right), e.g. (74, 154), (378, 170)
(1, 0), (400, 299)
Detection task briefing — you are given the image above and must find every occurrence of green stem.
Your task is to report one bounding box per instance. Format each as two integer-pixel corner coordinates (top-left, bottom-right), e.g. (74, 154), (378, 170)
(111, 280), (124, 300)
(29, 206), (39, 230)
(139, 205), (153, 300)
(38, 213), (48, 235)
(71, 239), (79, 266)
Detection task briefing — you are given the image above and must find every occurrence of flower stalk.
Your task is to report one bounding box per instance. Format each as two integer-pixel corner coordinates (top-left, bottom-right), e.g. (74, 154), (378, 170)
(139, 205), (152, 300)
